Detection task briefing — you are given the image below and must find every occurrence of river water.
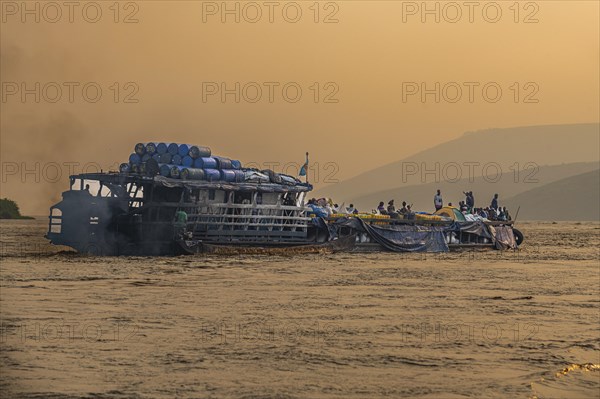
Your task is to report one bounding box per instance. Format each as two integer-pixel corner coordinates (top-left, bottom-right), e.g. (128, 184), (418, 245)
(1, 219), (598, 398)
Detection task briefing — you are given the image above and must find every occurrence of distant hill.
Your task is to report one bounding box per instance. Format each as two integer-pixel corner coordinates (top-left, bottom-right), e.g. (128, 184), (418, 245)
(503, 169), (600, 221)
(314, 123), (600, 202)
(348, 162), (600, 213)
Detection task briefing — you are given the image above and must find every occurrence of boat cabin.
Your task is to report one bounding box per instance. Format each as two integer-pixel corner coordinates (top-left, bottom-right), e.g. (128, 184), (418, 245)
(47, 172), (316, 255)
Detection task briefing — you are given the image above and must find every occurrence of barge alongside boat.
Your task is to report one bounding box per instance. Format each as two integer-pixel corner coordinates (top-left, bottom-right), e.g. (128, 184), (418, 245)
(45, 142), (523, 255)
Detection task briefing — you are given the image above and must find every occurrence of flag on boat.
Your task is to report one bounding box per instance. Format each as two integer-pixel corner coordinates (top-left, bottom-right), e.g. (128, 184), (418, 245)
(299, 152), (309, 176)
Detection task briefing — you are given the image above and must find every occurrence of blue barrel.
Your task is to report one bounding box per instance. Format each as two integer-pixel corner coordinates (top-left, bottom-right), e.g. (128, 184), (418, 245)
(231, 159), (242, 170)
(159, 164), (171, 177)
(134, 143), (146, 156)
(189, 145), (211, 159)
(204, 168), (221, 182)
(145, 142), (157, 155)
(182, 155), (194, 167)
(172, 154), (182, 165)
(233, 169), (245, 182)
(214, 156), (233, 169)
(144, 158), (160, 176)
(194, 157), (218, 169)
(156, 142), (168, 155)
(129, 153), (141, 164)
(220, 169), (237, 182)
(159, 153), (172, 164)
(167, 143), (179, 155)
(181, 167), (205, 180)
(152, 153), (161, 162)
(141, 153), (151, 162)
(178, 143), (191, 157)
(170, 165), (185, 179)
(119, 163), (131, 173)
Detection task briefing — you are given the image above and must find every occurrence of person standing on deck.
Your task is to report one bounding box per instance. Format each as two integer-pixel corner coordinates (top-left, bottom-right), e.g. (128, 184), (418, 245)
(387, 200), (396, 214)
(434, 189), (443, 211)
(464, 191), (474, 213)
(491, 193), (499, 211)
(173, 209), (188, 239)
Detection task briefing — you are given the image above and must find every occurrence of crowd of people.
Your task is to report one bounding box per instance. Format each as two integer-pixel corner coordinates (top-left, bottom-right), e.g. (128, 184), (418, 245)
(372, 190), (512, 221)
(305, 198), (359, 218)
(435, 190), (512, 221)
(305, 197), (417, 220)
(375, 199), (415, 219)
(305, 190), (512, 222)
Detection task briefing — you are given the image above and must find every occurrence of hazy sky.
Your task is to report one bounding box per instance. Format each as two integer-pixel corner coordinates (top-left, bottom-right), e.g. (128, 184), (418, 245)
(1, 1), (599, 213)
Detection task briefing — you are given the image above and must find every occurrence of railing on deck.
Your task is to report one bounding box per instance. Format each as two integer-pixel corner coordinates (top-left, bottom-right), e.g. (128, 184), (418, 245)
(160, 202), (313, 243)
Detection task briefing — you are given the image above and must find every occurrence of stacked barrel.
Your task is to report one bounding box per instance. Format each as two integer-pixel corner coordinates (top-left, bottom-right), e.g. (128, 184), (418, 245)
(121, 142), (245, 182)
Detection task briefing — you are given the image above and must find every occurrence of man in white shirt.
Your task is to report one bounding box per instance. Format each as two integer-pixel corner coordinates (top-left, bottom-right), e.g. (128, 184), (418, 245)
(434, 189), (443, 211)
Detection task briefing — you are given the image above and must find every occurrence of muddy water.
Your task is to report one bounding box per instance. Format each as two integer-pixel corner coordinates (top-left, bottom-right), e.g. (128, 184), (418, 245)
(1, 219), (598, 398)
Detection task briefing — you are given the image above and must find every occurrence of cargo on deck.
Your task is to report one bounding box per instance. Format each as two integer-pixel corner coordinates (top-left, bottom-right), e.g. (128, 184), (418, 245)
(46, 142), (523, 255)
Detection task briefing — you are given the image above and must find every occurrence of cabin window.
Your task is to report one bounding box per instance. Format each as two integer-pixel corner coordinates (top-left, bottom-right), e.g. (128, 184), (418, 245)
(214, 190), (226, 203)
(153, 187), (181, 202)
(184, 188), (193, 202)
(97, 185), (114, 198)
(283, 193), (297, 206)
(261, 193), (277, 204)
(235, 192), (253, 204)
(208, 189), (215, 200)
(197, 190), (208, 203)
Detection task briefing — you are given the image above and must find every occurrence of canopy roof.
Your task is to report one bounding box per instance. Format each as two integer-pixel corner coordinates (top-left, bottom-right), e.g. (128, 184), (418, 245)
(71, 173), (313, 194)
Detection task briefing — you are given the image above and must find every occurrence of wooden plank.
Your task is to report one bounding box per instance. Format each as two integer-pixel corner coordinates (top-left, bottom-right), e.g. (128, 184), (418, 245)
(145, 202), (308, 211)
(191, 222), (308, 228)
(188, 214), (312, 221)
(198, 230), (307, 237)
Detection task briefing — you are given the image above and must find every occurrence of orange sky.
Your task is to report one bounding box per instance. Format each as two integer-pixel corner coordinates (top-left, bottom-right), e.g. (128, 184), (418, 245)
(1, 1), (599, 214)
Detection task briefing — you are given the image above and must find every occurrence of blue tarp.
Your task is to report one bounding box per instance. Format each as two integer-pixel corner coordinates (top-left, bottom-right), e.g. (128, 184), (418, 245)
(333, 217), (449, 253)
(312, 217), (338, 239)
(445, 221), (492, 239)
(320, 218), (504, 253)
